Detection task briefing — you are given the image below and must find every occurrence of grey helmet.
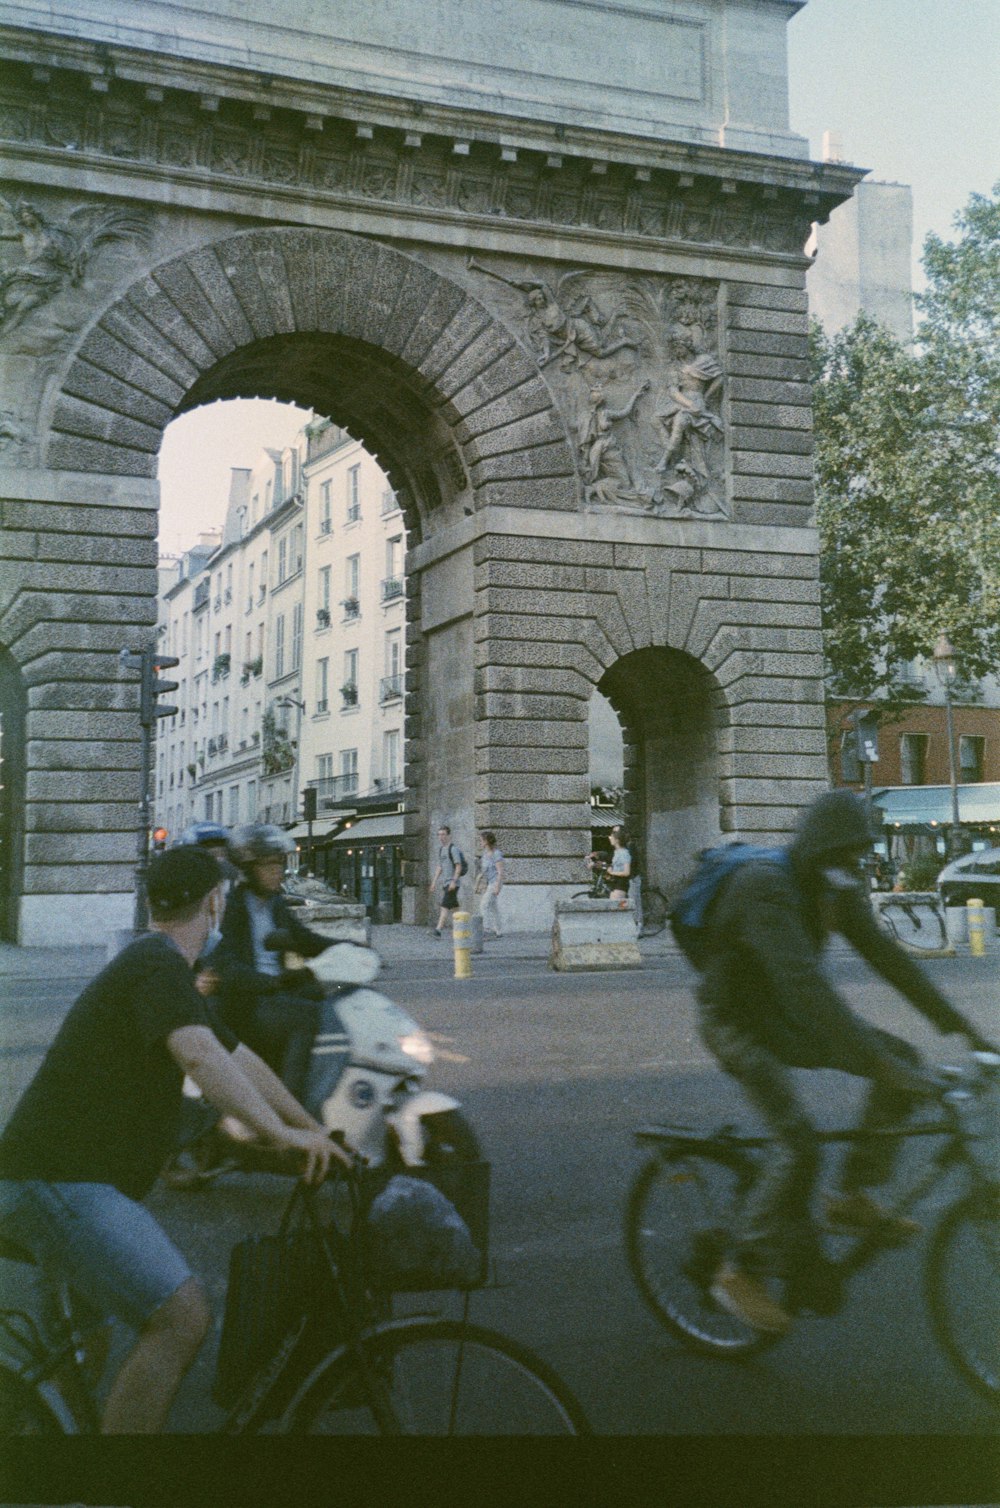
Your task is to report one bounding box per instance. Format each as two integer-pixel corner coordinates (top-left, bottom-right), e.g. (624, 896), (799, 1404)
(227, 822), (296, 871)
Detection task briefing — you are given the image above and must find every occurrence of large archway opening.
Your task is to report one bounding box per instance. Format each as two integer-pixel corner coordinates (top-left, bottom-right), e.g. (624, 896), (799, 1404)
(596, 647), (726, 897)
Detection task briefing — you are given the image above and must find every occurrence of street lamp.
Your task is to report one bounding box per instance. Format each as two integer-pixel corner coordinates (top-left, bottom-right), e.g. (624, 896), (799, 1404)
(932, 633), (962, 859)
(276, 695), (305, 838)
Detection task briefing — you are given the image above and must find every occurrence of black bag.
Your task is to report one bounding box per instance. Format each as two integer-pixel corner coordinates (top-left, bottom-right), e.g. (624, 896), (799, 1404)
(213, 1190), (338, 1409)
(360, 1160), (490, 1291)
(449, 843), (469, 878)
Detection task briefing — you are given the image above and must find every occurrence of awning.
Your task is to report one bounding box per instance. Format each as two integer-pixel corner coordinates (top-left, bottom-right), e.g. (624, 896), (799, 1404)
(286, 817), (344, 841)
(328, 812), (405, 845)
(872, 783), (1000, 829)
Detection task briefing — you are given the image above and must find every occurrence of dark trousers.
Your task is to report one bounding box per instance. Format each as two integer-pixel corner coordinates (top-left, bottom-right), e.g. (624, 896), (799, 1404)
(228, 992), (320, 1104)
(699, 1006), (919, 1278)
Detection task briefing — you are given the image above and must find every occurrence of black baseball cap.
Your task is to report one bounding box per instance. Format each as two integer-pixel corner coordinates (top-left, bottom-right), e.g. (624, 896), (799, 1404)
(147, 847), (223, 917)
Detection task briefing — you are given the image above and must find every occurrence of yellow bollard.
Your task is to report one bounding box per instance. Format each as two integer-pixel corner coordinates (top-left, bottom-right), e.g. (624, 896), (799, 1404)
(967, 897), (987, 958)
(452, 910), (473, 979)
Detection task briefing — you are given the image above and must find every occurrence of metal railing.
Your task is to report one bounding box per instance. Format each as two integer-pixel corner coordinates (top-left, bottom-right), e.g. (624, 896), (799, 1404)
(379, 673), (404, 703)
(381, 576), (404, 602)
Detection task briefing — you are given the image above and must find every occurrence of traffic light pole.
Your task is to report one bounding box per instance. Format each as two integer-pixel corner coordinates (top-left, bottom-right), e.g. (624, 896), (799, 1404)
(120, 644), (180, 933)
(135, 716), (153, 933)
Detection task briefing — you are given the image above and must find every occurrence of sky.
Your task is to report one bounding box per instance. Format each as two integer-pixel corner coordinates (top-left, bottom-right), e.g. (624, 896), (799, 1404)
(157, 0), (997, 553)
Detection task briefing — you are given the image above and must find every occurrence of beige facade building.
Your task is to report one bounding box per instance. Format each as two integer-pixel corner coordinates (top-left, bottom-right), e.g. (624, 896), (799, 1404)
(153, 423), (406, 887)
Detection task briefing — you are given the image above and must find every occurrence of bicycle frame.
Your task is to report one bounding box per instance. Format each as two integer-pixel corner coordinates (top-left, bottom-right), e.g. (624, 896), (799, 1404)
(0, 1280), (103, 1433)
(634, 1101), (991, 1299)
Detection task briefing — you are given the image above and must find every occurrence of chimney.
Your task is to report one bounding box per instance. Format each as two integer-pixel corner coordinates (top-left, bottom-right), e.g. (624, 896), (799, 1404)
(822, 130), (845, 164)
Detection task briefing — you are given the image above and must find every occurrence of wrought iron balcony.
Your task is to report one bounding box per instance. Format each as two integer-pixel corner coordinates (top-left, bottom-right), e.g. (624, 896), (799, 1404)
(381, 576), (404, 602)
(379, 673), (404, 703)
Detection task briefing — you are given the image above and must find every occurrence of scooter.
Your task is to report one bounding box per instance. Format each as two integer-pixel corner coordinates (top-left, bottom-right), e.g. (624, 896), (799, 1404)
(165, 942), (479, 1187)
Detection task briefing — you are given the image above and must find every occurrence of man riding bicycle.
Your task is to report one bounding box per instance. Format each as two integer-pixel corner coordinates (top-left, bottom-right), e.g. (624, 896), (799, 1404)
(696, 789), (985, 1336)
(0, 847), (350, 1432)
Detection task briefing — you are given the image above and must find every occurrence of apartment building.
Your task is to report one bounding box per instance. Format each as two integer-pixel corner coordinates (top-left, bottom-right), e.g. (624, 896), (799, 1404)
(153, 418), (406, 917)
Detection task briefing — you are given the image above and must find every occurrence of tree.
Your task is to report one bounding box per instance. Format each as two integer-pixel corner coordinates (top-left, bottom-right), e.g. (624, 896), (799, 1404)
(812, 182), (1000, 714)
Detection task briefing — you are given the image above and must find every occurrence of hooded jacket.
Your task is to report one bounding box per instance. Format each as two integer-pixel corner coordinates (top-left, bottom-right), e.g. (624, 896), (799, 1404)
(697, 791), (966, 1074)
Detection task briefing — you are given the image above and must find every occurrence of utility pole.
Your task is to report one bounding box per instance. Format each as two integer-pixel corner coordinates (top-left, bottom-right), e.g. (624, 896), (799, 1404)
(120, 645), (180, 931)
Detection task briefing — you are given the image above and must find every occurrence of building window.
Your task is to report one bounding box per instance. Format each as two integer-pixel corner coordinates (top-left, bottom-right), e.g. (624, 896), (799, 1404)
(840, 730), (861, 785)
(275, 614), (285, 679)
(900, 733), (928, 786)
(959, 735), (985, 783)
(317, 753), (333, 783)
(247, 778), (257, 819)
(347, 465), (361, 522)
(291, 602), (303, 671)
(340, 747), (359, 794)
(320, 481), (332, 534)
(316, 657), (329, 714)
(342, 648), (359, 707)
(292, 523), (303, 575)
(381, 487), (397, 516)
(228, 784), (240, 825)
(277, 536), (287, 585)
(383, 729), (400, 787)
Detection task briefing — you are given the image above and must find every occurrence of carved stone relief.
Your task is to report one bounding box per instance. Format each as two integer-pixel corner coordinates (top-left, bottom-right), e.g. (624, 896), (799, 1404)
(0, 193), (150, 341)
(468, 259), (726, 517)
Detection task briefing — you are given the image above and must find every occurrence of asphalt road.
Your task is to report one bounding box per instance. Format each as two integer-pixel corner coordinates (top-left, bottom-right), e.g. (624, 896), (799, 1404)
(1, 946), (997, 1456)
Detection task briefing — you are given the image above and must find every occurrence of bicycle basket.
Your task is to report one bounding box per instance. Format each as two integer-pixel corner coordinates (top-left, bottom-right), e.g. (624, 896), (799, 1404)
(360, 1160), (490, 1292)
(213, 1197), (340, 1409)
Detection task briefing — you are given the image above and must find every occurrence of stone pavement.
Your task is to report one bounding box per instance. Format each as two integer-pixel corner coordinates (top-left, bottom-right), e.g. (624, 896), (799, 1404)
(0, 923), (683, 983)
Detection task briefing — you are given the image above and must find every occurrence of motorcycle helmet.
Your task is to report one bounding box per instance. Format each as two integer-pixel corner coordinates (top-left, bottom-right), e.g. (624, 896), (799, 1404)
(178, 821), (230, 851)
(227, 822), (296, 872)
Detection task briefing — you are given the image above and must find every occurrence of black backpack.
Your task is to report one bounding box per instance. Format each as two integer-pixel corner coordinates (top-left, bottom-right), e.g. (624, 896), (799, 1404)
(449, 844), (469, 878)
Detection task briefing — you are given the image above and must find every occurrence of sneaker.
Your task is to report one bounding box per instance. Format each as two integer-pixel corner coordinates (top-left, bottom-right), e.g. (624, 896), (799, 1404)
(824, 1190), (921, 1241)
(709, 1263), (792, 1335)
(432, 928), (442, 937)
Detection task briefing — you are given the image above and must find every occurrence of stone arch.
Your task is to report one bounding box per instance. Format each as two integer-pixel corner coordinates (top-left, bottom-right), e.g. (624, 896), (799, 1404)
(596, 646), (727, 895)
(44, 227), (579, 539)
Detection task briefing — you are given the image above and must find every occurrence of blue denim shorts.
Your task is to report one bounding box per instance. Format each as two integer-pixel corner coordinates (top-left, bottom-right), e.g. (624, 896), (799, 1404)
(0, 1179), (194, 1331)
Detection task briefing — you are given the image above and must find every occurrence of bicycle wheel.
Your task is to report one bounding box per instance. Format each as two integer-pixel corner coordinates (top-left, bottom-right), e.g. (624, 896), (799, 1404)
(640, 887), (668, 937)
(0, 1368), (64, 1437)
(926, 1190), (1000, 1405)
(285, 1317), (589, 1434)
(626, 1148), (779, 1357)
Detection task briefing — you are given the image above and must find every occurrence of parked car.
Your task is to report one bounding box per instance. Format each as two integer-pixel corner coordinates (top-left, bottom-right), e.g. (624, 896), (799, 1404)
(936, 847), (1000, 916)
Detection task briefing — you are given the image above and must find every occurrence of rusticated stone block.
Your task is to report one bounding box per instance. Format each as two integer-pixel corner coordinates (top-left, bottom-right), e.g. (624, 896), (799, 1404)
(475, 535), (613, 567)
(478, 774), (589, 803)
(727, 285), (808, 312)
(74, 326), (187, 407)
(419, 301), (493, 386)
(724, 675), (825, 706)
(27, 739), (142, 771)
(1, 502), (157, 537)
(728, 306), (809, 335)
(101, 304), (200, 389)
(27, 801), (138, 832)
(476, 691), (587, 721)
(476, 745), (588, 775)
(399, 279), (478, 370)
(481, 717), (587, 749)
(26, 831), (136, 865)
(379, 257), (444, 359)
(473, 665), (589, 699)
(702, 549), (817, 579)
(731, 502), (814, 528)
(728, 354), (810, 382)
(27, 770), (141, 802)
(127, 274), (220, 367)
(457, 378), (554, 437)
(62, 361), (176, 431)
(729, 377), (811, 407)
(729, 402), (813, 430)
(730, 426), (814, 454)
(727, 330), (809, 359)
(470, 440), (575, 485)
(730, 475), (813, 503)
(720, 776), (828, 808)
(215, 234), (284, 340)
(434, 325), (517, 402)
(466, 410), (570, 460)
(475, 559), (589, 592)
(47, 437), (156, 477)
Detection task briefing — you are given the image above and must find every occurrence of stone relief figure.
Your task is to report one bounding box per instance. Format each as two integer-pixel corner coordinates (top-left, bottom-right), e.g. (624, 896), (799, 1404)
(467, 256), (637, 370)
(0, 195), (148, 336)
(654, 353), (724, 482)
(577, 380), (649, 507)
(469, 257), (726, 518)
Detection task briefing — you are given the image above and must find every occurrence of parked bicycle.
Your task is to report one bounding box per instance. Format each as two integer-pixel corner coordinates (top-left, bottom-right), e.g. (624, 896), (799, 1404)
(0, 1161), (589, 1436)
(625, 1051), (1000, 1405)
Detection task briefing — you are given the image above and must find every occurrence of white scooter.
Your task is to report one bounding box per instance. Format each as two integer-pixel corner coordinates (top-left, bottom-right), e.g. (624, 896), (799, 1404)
(166, 942), (478, 1187)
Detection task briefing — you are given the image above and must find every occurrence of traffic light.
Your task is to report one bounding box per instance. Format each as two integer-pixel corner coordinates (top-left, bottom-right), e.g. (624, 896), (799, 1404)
(152, 827), (169, 851)
(302, 785), (318, 823)
(852, 708), (879, 764)
(141, 654), (180, 726)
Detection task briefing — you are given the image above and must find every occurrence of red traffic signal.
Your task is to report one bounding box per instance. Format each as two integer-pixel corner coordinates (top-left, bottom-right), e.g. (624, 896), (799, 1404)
(152, 827), (169, 850)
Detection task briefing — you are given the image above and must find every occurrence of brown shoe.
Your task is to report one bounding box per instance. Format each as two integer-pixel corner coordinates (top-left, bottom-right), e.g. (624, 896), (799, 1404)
(824, 1190), (921, 1240)
(709, 1263), (792, 1335)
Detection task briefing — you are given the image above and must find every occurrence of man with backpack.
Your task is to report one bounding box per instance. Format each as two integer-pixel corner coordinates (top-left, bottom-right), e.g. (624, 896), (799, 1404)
(430, 824), (467, 937)
(675, 788), (987, 1336)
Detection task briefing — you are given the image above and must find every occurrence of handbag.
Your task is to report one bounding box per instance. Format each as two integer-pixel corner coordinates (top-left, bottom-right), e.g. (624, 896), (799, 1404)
(213, 1187), (338, 1408)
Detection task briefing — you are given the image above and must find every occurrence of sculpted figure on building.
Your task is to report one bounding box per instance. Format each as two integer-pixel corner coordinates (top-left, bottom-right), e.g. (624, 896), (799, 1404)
(470, 260), (726, 517)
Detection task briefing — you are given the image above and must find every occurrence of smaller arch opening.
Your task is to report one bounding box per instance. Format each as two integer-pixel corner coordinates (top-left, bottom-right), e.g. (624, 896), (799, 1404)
(597, 647), (727, 896)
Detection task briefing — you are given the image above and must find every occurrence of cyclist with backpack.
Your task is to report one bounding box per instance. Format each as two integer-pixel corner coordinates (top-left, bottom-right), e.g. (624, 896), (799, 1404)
(430, 824), (467, 937)
(674, 788), (985, 1336)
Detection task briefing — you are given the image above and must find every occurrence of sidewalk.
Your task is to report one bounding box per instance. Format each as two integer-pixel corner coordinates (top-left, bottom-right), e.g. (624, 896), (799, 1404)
(0, 924), (684, 981)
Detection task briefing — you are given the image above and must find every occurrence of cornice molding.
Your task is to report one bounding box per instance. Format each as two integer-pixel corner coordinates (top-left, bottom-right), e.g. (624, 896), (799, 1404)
(0, 31), (862, 263)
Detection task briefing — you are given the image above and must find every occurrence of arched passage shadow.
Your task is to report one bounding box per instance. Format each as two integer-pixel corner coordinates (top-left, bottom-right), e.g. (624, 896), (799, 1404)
(598, 646), (727, 894)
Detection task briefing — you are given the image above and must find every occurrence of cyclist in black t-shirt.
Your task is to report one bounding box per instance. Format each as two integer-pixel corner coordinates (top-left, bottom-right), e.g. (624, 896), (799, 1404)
(0, 847), (351, 1433)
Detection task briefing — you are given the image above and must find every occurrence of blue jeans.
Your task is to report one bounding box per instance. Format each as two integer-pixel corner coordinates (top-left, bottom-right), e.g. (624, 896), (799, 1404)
(0, 1179), (193, 1330)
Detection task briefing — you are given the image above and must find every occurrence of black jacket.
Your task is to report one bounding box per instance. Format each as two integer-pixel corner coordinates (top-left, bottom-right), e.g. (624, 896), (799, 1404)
(213, 884), (330, 1022)
(698, 791), (967, 1074)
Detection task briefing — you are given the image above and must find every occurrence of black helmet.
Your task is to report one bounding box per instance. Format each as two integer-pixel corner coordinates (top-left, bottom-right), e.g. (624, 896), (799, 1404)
(227, 822), (295, 871)
(178, 821), (229, 850)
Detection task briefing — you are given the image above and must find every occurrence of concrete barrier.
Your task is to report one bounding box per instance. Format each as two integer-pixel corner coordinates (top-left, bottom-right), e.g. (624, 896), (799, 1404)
(550, 897), (641, 972)
(301, 902), (371, 947)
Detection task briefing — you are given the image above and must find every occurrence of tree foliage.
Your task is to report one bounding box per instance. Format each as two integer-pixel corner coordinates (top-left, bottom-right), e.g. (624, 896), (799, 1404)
(812, 181), (1000, 709)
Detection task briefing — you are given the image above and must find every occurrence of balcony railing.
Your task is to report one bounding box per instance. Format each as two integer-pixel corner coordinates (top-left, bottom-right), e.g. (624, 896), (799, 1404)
(193, 579), (210, 610)
(381, 576), (404, 603)
(379, 673), (404, 703)
(310, 773), (360, 806)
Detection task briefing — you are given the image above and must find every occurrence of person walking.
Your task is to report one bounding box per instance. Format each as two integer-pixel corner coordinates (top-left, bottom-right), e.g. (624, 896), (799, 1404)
(612, 824), (642, 929)
(606, 826), (632, 907)
(477, 830), (505, 937)
(429, 824), (466, 937)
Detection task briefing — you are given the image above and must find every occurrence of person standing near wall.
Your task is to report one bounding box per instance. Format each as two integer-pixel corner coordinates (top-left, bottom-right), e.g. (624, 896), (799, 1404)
(429, 824), (465, 937)
(477, 830), (505, 938)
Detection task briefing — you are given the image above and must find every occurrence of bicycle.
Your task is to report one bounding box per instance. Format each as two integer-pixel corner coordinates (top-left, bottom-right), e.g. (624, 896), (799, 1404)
(0, 1162), (590, 1436)
(624, 1051), (1000, 1404)
(573, 861), (613, 902)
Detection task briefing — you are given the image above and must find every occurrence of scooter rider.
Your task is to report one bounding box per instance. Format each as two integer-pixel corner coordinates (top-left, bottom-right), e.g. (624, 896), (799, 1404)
(176, 821), (238, 900)
(208, 823), (333, 1102)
